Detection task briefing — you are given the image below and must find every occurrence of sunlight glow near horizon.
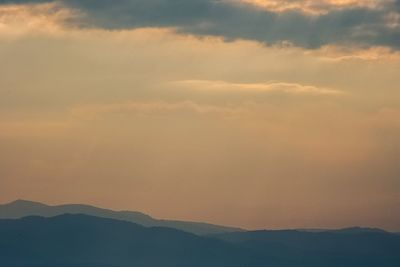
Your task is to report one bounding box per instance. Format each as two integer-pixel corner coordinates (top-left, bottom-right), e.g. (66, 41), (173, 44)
(0, 0), (399, 231)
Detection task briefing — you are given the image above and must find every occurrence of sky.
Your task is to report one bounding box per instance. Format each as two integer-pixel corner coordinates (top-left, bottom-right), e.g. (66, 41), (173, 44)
(0, 0), (399, 231)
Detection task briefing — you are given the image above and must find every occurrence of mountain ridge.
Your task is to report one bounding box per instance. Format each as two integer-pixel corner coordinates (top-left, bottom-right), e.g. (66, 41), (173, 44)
(0, 199), (243, 235)
(0, 214), (264, 267)
(1, 214), (399, 267)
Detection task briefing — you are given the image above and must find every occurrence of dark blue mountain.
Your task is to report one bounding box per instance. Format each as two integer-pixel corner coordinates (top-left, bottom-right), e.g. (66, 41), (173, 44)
(0, 214), (258, 267)
(211, 229), (400, 267)
(0, 214), (399, 267)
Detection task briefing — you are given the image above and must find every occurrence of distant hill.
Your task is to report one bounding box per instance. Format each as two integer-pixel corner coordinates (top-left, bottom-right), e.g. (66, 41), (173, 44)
(324, 226), (389, 234)
(0, 215), (399, 267)
(210, 229), (400, 266)
(0, 214), (256, 267)
(0, 200), (242, 235)
(294, 227), (389, 234)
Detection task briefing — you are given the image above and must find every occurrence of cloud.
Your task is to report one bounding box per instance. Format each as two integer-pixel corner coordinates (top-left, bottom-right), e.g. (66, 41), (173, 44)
(0, 0), (51, 4)
(70, 100), (241, 120)
(1, 0), (399, 49)
(172, 80), (344, 95)
(64, 0), (400, 49)
(240, 0), (390, 14)
(0, 3), (71, 36)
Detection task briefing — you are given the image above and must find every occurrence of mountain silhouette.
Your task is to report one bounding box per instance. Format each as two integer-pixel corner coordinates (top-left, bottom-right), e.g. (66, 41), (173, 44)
(1, 214), (399, 267)
(210, 229), (400, 266)
(0, 200), (242, 235)
(0, 214), (259, 267)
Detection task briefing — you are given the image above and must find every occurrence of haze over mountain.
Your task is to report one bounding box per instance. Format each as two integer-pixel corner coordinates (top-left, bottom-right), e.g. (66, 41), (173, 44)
(1, 0), (400, 233)
(0, 199), (242, 235)
(0, 214), (399, 267)
(0, 1), (399, 266)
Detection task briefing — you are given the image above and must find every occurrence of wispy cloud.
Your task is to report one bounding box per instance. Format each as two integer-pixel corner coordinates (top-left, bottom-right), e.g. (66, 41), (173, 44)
(172, 80), (344, 95)
(70, 100), (242, 120)
(240, 0), (389, 14)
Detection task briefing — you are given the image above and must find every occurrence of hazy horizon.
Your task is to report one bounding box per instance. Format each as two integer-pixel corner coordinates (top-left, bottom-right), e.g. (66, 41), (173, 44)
(2, 198), (399, 232)
(1, 0), (399, 232)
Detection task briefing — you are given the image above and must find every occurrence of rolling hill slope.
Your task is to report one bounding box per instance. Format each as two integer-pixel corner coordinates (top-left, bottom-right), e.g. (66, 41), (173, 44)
(0, 200), (242, 235)
(1, 214), (400, 267)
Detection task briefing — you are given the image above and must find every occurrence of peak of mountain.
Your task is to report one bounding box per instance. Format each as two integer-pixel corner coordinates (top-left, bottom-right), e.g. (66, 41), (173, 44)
(8, 199), (48, 207)
(0, 200), (242, 235)
(0, 199), (49, 217)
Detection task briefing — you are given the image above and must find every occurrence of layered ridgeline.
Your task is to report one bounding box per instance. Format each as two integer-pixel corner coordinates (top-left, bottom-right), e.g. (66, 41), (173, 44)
(0, 214), (399, 267)
(0, 200), (241, 235)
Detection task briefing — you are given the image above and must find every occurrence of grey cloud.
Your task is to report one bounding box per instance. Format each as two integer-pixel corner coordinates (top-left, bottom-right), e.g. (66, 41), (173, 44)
(395, 0), (400, 9)
(2, 0), (400, 49)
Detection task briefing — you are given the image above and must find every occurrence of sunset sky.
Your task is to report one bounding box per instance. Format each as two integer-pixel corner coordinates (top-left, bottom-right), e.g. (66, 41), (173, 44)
(0, 0), (399, 231)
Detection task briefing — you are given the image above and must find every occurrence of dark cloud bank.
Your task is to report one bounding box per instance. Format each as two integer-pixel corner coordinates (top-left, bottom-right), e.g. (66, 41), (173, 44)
(1, 0), (400, 49)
